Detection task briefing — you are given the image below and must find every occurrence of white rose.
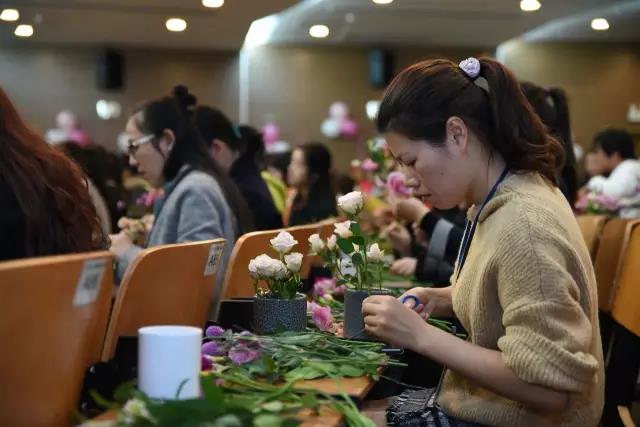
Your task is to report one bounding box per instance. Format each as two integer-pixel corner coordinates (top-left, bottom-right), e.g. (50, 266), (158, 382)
(337, 191), (364, 216)
(284, 252), (303, 273)
(248, 254), (288, 279)
(270, 231), (298, 254)
(367, 243), (385, 263)
(308, 234), (325, 254)
(353, 244), (360, 253)
(327, 235), (337, 250)
(334, 220), (353, 238)
(123, 398), (152, 420)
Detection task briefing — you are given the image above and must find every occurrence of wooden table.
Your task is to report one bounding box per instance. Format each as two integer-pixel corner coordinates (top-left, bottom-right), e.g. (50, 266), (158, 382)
(89, 406), (342, 427)
(295, 375), (375, 401)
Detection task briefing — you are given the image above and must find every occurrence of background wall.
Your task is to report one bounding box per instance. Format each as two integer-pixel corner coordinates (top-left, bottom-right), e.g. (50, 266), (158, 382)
(500, 41), (640, 151)
(245, 45), (489, 170)
(0, 46), (239, 147)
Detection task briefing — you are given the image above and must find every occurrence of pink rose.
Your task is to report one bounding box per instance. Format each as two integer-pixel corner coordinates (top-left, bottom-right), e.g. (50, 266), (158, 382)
(387, 171), (412, 197)
(361, 158), (379, 172)
(313, 277), (336, 298)
(310, 302), (334, 332)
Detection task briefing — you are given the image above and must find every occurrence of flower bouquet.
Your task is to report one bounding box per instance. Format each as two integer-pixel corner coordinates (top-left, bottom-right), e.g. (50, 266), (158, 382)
(308, 191), (391, 340)
(117, 214), (154, 246)
(575, 192), (620, 216)
(249, 231), (307, 334)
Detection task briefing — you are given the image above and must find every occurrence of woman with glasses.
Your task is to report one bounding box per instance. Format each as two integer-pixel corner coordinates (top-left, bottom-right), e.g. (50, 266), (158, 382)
(0, 86), (104, 261)
(109, 86), (252, 299)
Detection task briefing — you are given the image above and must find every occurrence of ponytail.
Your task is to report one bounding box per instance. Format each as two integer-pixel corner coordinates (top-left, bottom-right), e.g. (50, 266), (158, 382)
(378, 57), (564, 185)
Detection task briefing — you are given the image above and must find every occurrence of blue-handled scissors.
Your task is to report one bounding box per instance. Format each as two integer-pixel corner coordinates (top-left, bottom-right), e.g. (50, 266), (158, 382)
(401, 294), (420, 308)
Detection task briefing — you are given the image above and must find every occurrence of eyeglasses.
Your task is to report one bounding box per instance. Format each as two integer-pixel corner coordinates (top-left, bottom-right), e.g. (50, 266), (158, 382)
(127, 134), (155, 156)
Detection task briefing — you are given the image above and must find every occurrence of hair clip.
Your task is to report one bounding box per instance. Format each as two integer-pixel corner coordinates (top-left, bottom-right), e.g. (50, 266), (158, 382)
(459, 57), (481, 79)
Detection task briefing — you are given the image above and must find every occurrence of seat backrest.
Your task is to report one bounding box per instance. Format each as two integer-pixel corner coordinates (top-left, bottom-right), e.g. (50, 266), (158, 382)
(593, 218), (630, 312)
(610, 221), (640, 337)
(576, 215), (608, 260)
(0, 251), (113, 427)
(101, 239), (225, 360)
(220, 229), (282, 300)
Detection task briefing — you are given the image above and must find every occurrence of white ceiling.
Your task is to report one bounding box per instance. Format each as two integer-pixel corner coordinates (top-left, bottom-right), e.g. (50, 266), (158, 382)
(0, 0), (298, 50)
(0, 0), (637, 50)
(264, 0), (640, 48)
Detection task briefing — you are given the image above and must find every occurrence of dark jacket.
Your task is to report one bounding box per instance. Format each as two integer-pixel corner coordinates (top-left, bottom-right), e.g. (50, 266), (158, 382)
(288, 187), (337, 227)
(414, 208), (466, 286)
(0, 176), (27, 262)
(230, 154), (283, 231)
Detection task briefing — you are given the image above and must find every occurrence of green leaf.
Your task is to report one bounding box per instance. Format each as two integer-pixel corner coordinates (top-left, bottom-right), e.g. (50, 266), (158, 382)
(262, 401), (284, 412)
(300, 393), (318, 408)
(284, 366), (325, 381)
(350, 222), (362, 236)
(253, 414), (283, 427)
(352, 253), (364, 267)
(352, 236), (365, 246)
(339, 365), (365, 377)
(213, 414), (243, 427)
(337, 238), (354, 254)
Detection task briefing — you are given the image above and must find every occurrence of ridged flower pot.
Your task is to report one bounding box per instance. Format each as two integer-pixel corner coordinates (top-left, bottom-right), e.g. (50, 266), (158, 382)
(344, 287), (392, 341)
(253, 293), (307, 335)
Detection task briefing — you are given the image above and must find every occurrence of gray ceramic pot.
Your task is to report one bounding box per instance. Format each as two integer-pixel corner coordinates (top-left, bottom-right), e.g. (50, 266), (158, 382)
(344, 287), (392, 341)
(253, 293), (307, 334)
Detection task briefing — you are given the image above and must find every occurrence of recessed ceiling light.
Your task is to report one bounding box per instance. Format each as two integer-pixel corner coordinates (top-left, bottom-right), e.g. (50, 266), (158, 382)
(15, 24), (33, 38)
(202, 0), (224, 8)
(166, 18), (187, 32)
(372, 0), (394, 4)
(591, 18), (609, 31)
(309, 25), (329, 38)
(520, 0), (541, 12)
(0, 8), (19, 21)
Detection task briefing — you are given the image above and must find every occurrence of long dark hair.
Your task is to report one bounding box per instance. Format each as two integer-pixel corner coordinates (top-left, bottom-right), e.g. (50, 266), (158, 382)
(0, 87), (104, 256)
(521, 82), (578, 204)
(133, 86), (253, 235)
(194, 106), (243, 153)
(377, 58), (564, 185)
(292, 142), (335, 212)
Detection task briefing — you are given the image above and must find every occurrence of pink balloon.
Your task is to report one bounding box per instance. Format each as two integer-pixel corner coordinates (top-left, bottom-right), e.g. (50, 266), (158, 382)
(340, 119), (359, 140)
(262, 123), (280, 145)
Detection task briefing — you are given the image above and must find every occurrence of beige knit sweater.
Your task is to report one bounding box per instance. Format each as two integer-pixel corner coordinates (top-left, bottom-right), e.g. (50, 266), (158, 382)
(437, 172), (604, 427)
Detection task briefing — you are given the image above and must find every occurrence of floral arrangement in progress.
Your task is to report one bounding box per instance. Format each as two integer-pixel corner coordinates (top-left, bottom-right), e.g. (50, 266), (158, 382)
(248, 231), (307, 334)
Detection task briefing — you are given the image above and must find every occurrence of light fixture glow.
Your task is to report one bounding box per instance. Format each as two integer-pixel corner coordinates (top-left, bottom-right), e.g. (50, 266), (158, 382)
(202, 0), (224, 8)
(14, 24), (33, 37)
(166, 18), (187, 32)
(243, 15), (280, 48)
(520, 0), (541, 12)
(309, 24), (329, 38)
(0, 8), (19, 21)
(372, 0), (394, 4)
(591, 18), (609, 31)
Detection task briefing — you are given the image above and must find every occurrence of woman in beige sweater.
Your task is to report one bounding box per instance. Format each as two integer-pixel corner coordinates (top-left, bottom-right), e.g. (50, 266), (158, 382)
(363, 57), (604, 426)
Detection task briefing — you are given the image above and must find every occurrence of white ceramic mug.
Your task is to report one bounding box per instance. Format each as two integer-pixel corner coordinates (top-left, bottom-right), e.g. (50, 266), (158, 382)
(138, 325), (202, 400)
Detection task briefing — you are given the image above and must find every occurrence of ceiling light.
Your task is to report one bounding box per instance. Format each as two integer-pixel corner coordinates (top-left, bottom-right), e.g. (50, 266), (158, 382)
(309, 25), (329, 38)
(520, 0), (541, 12)
(372, 0), (394, 4)
(202, 0), (224, 8)
(0, 8), (19, 21)
(591, 18), (609, 31)
(166, 18), (187, 32)
(243, 15), (280, 48)
(14, 24), (33, 38)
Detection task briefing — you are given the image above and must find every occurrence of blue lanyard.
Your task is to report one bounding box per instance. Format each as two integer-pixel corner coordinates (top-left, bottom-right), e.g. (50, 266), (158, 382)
(455, 167), (509, 277)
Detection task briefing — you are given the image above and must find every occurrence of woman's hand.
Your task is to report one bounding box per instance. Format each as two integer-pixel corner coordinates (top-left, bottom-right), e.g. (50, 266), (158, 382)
(395, 198), (430, 223)
(109, 232), (134, 257)
(362, 295), (430, 350)
(386, 222), (412, 256)
(391, 257), (418, 276)
(399, 286), (454, 318)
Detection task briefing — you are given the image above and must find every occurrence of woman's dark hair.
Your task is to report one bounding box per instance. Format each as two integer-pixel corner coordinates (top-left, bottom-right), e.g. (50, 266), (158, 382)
(238, 125), (266, 168)
(0, 86), (104, 256)
(194, 106), (243, 154)
(61, 143), (127, 231)
(292, 142), (335, 212)
(377, 58), (564, 185)
(133, 85), (253, 235)
(593, 128), (636, 160)
(521, 82), (578, 204)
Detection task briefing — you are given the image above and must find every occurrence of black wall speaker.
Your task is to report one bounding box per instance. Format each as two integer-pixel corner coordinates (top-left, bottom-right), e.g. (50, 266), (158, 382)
(369, 49), (394, 89)
(97, 49), (125, 91)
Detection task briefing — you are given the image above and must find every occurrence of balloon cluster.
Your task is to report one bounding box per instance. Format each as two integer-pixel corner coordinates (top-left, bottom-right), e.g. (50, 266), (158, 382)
(320, 101), (360, 140)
